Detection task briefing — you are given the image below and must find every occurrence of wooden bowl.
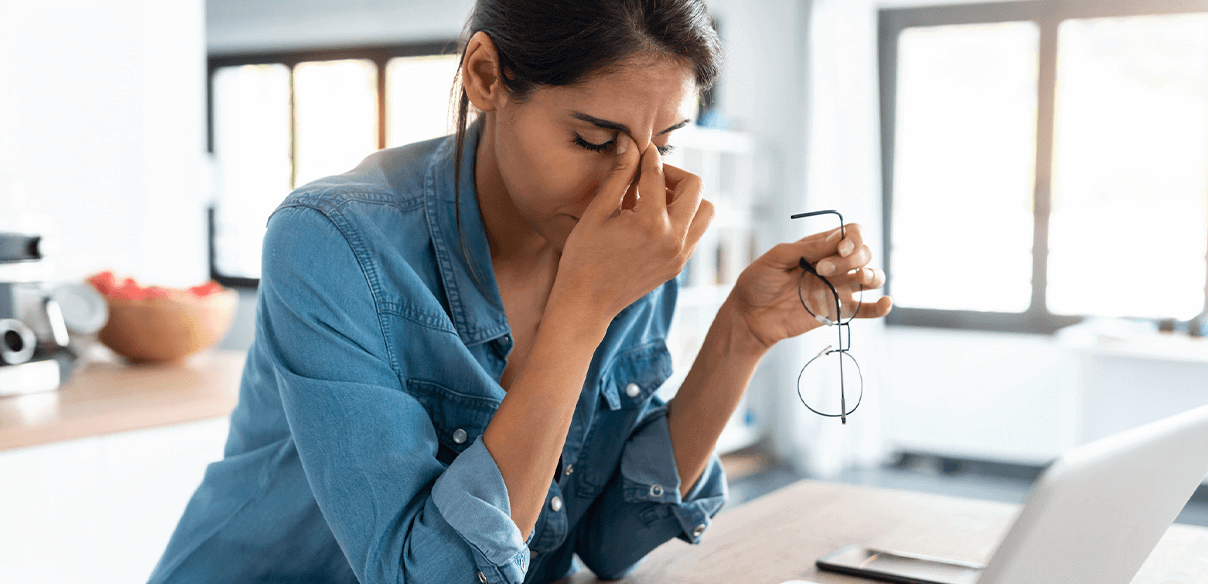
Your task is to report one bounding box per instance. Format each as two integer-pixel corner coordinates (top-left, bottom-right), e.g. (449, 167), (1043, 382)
(96, 289), (238, 363)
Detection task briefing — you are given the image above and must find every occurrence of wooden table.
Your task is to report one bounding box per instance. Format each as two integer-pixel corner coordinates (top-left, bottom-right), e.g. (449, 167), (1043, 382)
(561, 479), (1208, 583)
(0, 349), (246, 451)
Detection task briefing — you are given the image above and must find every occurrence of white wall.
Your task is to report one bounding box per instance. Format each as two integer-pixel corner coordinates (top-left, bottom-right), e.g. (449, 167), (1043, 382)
(0, 0), (209, 288)
(206, 0), (474, 54)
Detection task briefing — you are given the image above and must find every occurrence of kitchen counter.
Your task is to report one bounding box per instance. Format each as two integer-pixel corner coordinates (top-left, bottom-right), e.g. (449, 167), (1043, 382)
(0, 348), (246, 451)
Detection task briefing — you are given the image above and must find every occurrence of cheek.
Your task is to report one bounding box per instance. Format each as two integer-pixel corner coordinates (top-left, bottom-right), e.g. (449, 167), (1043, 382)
(503, 142), (608, 215)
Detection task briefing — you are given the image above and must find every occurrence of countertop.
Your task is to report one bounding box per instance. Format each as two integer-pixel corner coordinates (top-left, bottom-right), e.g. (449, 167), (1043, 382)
(0, 348), (246, 451)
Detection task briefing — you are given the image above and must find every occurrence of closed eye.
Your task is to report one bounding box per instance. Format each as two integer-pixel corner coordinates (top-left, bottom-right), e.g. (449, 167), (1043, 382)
(573, 134), (611, 153)
(572, 134), (675, 156)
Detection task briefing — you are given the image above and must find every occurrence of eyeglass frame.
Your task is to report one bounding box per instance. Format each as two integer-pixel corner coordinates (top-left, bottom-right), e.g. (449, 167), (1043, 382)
(790, 210), (864, 424)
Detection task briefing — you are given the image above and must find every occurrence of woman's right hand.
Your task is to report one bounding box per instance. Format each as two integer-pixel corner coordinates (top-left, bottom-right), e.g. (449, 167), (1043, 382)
(553, 133), (715, 324)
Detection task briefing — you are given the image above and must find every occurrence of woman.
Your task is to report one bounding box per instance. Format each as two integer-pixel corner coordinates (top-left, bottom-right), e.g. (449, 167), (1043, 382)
(150, 1), (891, 582)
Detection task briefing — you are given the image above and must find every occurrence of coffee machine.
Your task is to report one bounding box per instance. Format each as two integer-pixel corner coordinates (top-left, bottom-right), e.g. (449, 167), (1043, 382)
(0, 232), (106, 396)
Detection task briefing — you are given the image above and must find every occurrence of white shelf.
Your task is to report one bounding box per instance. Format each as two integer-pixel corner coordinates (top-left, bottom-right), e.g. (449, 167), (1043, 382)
(661, 127), (761, 457)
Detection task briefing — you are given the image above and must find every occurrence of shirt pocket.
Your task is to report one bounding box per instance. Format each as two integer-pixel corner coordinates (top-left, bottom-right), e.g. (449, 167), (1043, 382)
(403, 379), (499, 466)
(598, 340), (674, 411)
(576, 340), (674, 497)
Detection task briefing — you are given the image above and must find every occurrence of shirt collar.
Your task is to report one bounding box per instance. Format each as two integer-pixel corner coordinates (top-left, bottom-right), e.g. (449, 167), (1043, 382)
(424, 123), (511, 346)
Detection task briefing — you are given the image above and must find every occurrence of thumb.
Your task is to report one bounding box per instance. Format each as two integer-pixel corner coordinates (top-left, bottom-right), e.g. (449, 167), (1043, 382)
(582, 133), (640, 220)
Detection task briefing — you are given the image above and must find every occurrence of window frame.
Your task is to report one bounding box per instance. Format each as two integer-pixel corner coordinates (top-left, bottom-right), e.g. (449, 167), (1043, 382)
(879, 0), (1208, 334)
(206, 41), (460, 289)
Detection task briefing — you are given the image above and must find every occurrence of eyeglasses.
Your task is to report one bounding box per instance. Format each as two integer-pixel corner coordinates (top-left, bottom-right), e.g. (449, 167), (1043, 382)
(790, 210), (864, 424)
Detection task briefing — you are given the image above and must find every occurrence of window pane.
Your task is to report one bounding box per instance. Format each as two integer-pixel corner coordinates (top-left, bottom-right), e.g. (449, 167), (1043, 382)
(891, 22), (1039, 312)
(293, 59), (378, 188)
(386, 55), (460, 148)
(1050, 15), (1208, 319)
(212, 64), (291, 279)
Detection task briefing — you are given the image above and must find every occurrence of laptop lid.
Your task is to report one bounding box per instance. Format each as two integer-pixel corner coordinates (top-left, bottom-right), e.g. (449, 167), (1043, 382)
(978, 403), (1208, 584)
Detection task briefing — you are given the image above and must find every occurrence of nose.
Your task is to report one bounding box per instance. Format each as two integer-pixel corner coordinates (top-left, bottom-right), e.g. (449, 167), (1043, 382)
(621, 130), (656, 156)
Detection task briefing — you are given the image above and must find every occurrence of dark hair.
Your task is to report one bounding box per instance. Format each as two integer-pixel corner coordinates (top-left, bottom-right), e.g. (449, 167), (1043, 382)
(450, 0), (723, 291)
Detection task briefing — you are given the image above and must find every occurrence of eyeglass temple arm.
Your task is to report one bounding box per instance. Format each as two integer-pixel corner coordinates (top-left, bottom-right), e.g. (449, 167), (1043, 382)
(789, 209), (846, 240)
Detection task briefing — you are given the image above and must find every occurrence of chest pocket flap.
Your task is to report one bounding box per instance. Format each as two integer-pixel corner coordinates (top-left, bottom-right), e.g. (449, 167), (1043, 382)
(599, 341), (674, 410)
(404, 379), (499, 457)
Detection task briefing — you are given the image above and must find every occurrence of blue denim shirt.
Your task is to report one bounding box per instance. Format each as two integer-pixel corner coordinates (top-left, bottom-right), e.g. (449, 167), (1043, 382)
(149, 127), (727, 584)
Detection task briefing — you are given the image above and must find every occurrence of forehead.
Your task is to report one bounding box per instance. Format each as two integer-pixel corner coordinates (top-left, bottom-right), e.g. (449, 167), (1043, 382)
(534, 56), (697, 134)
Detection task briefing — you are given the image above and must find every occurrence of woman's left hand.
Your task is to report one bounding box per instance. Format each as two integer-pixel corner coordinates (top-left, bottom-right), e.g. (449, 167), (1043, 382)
(728, 223), (893, 353)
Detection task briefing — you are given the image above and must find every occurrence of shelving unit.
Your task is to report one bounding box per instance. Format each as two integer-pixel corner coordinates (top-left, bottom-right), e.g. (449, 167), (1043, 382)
(657, 126), (760, 455)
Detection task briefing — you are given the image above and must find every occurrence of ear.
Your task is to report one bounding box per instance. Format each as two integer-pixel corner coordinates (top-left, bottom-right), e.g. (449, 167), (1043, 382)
(462, 31), (506, 113)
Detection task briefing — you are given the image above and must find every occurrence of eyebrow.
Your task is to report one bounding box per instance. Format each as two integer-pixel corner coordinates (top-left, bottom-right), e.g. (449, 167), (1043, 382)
(569, 111), (691, 138)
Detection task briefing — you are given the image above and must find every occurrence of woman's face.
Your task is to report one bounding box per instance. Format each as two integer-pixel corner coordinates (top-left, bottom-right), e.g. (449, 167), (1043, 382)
(486, 56), (698, 251)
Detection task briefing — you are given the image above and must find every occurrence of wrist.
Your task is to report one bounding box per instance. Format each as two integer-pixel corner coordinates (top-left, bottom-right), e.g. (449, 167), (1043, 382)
(716, 295), (772, 360)
(542, 281), (613, 342)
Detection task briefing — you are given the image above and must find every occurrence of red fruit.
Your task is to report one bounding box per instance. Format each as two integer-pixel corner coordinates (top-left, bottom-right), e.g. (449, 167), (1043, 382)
(87, 272), (226, 302)
(188, 282), (224, 297)
(88, 271), (118, 296)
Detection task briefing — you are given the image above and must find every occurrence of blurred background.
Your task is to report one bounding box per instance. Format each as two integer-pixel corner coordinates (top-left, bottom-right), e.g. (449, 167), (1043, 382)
(2, 0), (1207, 582)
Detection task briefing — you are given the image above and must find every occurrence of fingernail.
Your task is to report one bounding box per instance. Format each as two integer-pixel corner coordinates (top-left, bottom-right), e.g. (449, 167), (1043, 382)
(816, 261), (835, 276)
(839, 240), (855, 256)
(617, 134), (629, 155)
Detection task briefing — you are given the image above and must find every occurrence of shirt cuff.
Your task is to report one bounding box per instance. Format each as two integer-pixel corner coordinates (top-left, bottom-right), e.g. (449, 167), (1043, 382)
(618, 407), (728, 544)
(431, 437), (532, 583)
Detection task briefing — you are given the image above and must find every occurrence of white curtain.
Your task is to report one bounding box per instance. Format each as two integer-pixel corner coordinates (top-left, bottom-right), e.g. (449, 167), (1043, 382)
(764, 0), (889, 478)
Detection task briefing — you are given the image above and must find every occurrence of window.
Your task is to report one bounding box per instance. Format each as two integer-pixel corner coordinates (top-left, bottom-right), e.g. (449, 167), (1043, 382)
(880, 1), (1208, 333)
(207, 43), (460, 286)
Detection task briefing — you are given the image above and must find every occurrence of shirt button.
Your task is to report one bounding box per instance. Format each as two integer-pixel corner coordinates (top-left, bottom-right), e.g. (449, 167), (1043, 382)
(477, 571), (487, 583)
(649, 484), (663, 497)
(550, 496), (563, 512)
(625, 382), (641, 397)
(564, 464), (574, 476)
(452, 429), (468, 444)
(692, 524), (706, 538)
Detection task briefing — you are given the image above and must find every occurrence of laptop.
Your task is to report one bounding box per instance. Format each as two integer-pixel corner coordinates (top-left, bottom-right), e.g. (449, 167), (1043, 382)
(813, 402), (1208, 584)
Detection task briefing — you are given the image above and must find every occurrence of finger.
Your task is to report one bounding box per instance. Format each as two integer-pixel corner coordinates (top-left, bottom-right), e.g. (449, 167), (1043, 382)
(814, 244), (872, 278)
(682, 198), (715, 255)
(635, 141), (666, 213)
(664, 164), (704, 228)
(763, 230), (848, 272)
(836, 223), (864, 258)
(839, 267), (886, 292)
(582, 133), (640, 220)
(848, 295), (893, 320)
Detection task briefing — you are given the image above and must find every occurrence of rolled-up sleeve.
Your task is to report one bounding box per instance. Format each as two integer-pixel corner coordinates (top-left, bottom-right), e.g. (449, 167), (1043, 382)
(262, 205), (529, 584)
(575, 400), (728, 579)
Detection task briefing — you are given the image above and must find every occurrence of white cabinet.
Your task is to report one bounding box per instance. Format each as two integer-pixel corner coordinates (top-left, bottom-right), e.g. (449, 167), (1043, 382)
(884, 325), (1208, 472)
(0, 418), (229, 584)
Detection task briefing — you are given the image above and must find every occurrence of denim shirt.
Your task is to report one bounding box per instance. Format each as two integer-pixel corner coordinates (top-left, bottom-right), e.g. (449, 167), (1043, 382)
(148, 127), (727, 584)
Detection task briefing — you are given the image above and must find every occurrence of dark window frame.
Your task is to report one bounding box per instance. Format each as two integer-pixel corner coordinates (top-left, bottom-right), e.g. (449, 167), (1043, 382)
(206, 41), (460, 289)
(879, 0), (1208, 334)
